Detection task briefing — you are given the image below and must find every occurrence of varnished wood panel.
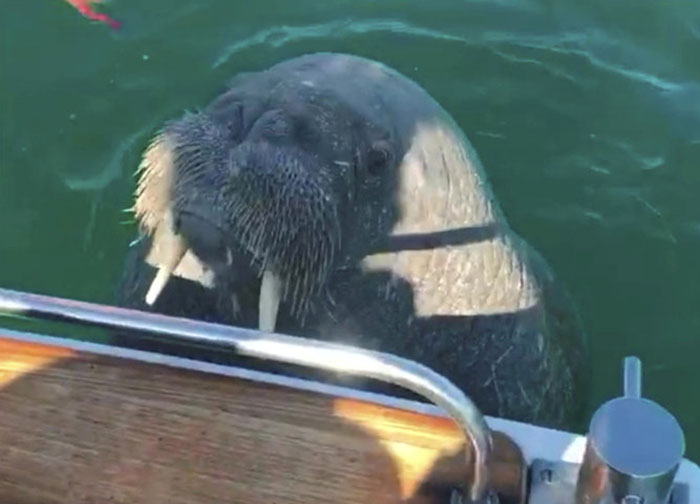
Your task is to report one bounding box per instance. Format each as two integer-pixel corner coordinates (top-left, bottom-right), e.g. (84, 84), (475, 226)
(0, 333), (525, 504)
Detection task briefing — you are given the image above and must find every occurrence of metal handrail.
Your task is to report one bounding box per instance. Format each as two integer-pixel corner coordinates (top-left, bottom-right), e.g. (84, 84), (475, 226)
(0, 286), (493, 501)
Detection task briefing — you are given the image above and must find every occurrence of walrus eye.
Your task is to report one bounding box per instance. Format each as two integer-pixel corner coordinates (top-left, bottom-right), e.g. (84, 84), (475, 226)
(367, 140), (393, 176)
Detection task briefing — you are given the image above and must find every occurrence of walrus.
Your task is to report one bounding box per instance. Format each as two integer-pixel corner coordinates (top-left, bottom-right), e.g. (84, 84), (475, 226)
(114, 52), (590, 429)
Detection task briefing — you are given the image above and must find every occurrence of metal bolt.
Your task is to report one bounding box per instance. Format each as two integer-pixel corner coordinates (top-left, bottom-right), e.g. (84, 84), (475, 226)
(449, 489), (499, 504)
(540, 467), (555, 484)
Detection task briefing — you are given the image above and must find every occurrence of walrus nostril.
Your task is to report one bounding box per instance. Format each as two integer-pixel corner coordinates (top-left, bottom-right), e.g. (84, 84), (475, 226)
(248, 109), (292, 141)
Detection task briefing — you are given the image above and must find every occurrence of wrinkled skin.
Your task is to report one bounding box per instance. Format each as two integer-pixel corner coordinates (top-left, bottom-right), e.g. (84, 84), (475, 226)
(114, 53), (590, 429)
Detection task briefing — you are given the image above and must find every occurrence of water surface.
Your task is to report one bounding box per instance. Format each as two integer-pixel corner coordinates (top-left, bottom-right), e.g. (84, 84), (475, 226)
(1, 0), (698, 459)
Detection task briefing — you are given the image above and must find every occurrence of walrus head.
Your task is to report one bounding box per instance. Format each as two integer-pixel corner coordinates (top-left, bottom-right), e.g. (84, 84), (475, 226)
(131, 62), (401, 331)
(120, 54), (590, 429)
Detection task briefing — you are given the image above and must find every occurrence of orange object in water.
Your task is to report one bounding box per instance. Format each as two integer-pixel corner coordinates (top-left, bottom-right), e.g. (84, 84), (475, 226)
(64, 0), (121, 30)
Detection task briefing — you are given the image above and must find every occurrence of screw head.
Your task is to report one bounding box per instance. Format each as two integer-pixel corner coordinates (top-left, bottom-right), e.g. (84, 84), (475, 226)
(540, 467), (555, 484)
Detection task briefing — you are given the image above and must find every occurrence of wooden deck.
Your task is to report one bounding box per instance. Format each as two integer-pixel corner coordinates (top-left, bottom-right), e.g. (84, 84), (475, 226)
(0, 332), (525, 504)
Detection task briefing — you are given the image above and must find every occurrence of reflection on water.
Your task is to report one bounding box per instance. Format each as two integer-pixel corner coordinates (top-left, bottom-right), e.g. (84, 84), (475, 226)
(0, 0), (698, 459)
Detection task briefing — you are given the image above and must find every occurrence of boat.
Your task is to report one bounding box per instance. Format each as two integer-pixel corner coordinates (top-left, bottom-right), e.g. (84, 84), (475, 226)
(0, 286), (696, 503)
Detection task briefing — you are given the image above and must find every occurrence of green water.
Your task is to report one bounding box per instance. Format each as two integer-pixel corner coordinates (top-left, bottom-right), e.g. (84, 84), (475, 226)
(1, 0), (698, 460)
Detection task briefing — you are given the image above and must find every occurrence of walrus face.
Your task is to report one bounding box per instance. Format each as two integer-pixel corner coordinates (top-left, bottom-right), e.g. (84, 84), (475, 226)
(132, 85), (398, 332)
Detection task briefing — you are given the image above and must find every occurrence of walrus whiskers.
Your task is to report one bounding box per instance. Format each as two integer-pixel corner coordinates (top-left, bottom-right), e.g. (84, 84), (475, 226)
(219, 143), (341, 324)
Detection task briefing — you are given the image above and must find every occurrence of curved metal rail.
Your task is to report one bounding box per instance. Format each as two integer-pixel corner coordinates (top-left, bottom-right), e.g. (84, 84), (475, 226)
(0, 286), (493, 501)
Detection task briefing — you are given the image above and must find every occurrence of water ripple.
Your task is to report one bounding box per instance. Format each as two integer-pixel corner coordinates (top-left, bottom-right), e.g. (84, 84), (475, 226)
(488, 47), (577, 82)
(513, 39), (683, 93)
(61, 123), (154, 193)
(213, 19), (465, 69)
(213, 18), (686, 97)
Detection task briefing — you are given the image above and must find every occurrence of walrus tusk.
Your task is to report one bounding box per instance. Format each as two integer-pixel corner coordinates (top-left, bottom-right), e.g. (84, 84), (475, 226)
(259, 269), (282, 332)
(145, 236), (188, 306)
